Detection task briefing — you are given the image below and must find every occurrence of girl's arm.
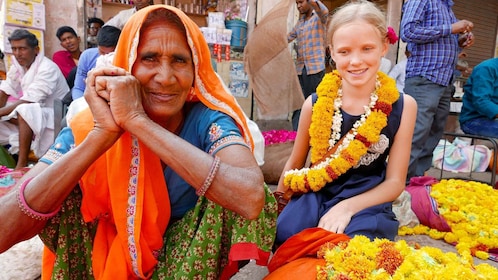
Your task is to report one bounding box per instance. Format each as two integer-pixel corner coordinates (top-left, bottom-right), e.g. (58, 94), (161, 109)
(276, 96), (313, 193)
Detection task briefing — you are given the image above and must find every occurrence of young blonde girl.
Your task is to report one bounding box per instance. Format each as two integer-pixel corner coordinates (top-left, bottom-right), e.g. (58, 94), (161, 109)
(274, 0), (417, 245)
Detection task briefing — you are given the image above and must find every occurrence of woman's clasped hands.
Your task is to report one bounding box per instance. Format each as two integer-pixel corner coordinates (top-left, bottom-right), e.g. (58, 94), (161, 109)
(85, 66), (147, 138)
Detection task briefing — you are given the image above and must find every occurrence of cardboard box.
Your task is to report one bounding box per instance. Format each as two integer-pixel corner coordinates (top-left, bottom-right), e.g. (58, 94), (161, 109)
(3, 0), (45, 30)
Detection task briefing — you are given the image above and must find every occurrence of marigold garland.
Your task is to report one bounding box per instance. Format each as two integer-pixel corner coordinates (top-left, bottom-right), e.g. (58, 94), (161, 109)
(283, 70), (399, 193)
(316, 235), (498, 279)
(399, 179), (498, 262)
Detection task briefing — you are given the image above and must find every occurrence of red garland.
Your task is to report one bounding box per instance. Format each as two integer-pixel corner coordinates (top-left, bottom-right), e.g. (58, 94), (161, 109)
(303, 176), (311, 191)
(341, 151), (356, 165)
(325, 166), (338, 180)
(355, 134), (372, 148)
(374, 102), (393, 115)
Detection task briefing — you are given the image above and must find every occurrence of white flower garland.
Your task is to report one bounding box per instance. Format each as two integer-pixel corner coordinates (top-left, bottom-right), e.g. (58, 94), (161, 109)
(285, 78), (380, 176)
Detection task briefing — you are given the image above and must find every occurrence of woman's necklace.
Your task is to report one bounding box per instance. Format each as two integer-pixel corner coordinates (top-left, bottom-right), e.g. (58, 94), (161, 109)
(283, 70), (399, 193)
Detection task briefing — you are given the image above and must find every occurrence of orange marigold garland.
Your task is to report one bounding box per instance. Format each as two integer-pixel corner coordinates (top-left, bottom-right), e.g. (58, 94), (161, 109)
(283, 70), (399, 193)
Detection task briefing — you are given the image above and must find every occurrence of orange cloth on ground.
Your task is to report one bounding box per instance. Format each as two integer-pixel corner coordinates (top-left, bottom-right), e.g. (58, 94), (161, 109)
(265, 258), (326, 280)
(265, 227), (350, 279)
(43, 5), (254, 279)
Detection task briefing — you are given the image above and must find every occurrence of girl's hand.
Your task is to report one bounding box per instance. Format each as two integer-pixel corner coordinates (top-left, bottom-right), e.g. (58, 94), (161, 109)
(318, 200), (353, 234)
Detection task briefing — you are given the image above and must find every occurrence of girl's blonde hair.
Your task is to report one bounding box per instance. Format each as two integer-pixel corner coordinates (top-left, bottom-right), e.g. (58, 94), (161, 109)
(327, 0), (387, 47)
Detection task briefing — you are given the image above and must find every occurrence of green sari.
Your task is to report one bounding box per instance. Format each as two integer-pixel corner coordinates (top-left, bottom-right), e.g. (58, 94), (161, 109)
(39, 185), (277, 279)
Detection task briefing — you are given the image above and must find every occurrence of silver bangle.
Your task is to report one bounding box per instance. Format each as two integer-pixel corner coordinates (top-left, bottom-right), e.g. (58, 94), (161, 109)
(196, 156), (221, 196)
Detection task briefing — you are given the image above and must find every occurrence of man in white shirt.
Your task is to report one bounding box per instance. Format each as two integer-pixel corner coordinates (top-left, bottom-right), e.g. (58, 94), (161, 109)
(104, 0), (152, 30)
(380, 57), (392, 73)
(0, 29), (69, 169)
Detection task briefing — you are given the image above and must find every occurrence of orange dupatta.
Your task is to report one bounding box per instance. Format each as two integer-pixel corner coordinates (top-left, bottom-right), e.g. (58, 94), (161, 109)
(43, 5), (253, 279)
(265, 228), (350, 279)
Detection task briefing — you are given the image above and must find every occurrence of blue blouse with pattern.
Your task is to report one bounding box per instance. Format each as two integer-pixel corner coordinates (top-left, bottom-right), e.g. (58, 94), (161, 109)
(40, 102), (250, 220)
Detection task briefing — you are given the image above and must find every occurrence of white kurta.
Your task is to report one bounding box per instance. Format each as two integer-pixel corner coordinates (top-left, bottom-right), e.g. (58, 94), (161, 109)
(104, 7), (136, 30)
(0, 55), (69, 158)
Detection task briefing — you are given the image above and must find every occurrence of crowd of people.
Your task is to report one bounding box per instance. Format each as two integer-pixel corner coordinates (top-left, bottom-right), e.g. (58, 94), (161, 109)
(0, 29), (69, 170)
(0, 0), (494, 278)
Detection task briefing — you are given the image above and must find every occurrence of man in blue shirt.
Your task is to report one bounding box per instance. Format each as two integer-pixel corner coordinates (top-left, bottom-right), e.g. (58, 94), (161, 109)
(71, 26), (121, 100)
(400, 0), (474, 182)
(459, 58), (498, 138)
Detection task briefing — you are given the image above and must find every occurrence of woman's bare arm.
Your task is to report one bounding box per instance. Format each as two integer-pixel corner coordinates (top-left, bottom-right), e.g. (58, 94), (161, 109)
(0, 65), (125, 253)
(126, 114), (266, 220)
(0, 129), (120, 253)
(91, 67), (266, 220)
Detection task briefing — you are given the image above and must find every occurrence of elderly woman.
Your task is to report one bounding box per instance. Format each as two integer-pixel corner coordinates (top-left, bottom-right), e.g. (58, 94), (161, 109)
(0, 5), (276, 279)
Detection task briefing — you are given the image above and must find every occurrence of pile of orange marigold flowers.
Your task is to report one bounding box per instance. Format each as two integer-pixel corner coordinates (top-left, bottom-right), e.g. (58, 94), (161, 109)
(399, 179), (498, 261)
(316, 235), (498, 279)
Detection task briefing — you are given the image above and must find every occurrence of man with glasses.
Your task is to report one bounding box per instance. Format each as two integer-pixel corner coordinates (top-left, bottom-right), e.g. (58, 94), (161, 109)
(87, 17), (105, 48)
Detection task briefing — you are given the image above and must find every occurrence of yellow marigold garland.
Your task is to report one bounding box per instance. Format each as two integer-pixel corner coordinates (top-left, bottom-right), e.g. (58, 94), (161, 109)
(316, 235), (498, 279)
(399, 179), (498, 261)
(283, 70), (399, 193)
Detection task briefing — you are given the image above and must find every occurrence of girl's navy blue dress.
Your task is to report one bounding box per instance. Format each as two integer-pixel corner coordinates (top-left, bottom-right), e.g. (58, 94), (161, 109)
(276, 93), (404, 245)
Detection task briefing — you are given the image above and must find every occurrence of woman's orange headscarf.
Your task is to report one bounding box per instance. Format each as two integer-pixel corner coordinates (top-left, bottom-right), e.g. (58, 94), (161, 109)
(113, 5), (253, 148)
(44, 5), (253, 279)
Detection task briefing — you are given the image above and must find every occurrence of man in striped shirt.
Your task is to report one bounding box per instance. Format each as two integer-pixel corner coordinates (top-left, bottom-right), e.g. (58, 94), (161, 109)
(288, 0), (329, 130)
(401, 0), (474, 183)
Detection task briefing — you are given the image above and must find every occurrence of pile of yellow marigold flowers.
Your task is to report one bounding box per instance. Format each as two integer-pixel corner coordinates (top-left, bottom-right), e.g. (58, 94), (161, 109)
(316, 179), (498, 279)
(399, 179), (498, 261)
(316, 235), (498, 279)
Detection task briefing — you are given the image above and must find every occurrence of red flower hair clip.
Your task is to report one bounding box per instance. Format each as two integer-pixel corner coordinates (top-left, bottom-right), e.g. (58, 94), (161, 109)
(386, 26), (399, 45)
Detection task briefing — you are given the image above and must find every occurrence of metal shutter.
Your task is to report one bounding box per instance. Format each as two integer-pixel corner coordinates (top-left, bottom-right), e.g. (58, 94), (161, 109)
(452, 0), (498, 68)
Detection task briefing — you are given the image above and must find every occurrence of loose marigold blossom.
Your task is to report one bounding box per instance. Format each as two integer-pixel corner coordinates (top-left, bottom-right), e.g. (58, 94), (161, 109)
(399, 179), (498, 260)
(317, 235), (498, 279)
